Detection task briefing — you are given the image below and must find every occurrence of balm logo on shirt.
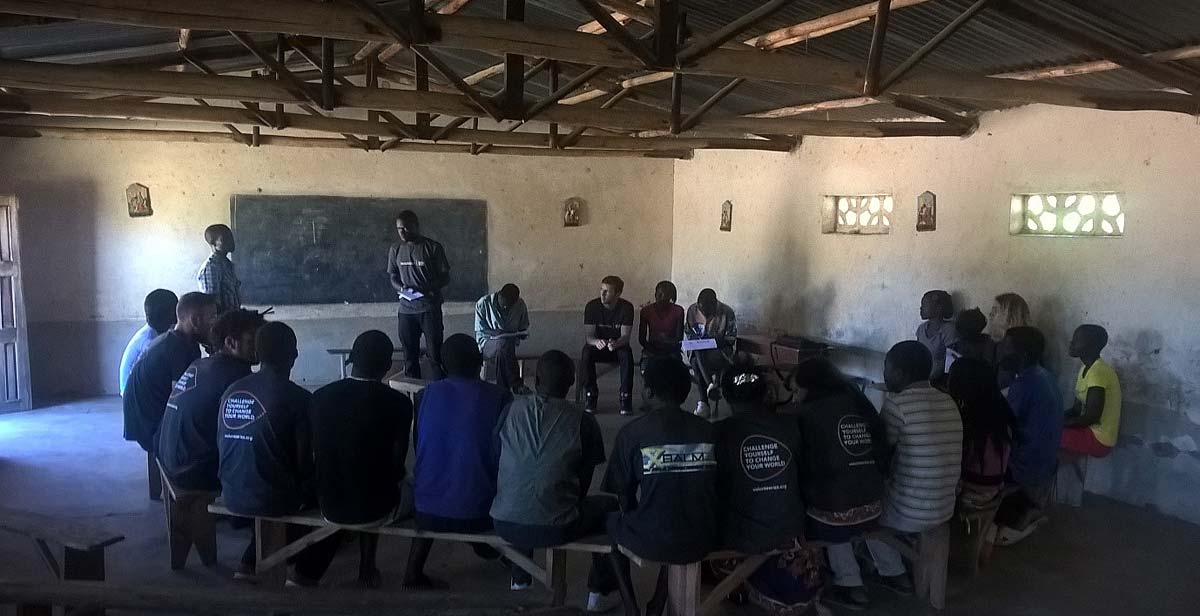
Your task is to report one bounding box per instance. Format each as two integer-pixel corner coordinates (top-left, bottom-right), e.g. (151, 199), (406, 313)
(740, 435), (792, 482)
(221, 391), (266, 432)
(641, 443), (716, 475)
(837, 415), (874, 456)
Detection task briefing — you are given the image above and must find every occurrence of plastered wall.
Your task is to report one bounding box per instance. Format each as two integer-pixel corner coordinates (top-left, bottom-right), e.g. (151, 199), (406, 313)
(672, 105), (1200, 524)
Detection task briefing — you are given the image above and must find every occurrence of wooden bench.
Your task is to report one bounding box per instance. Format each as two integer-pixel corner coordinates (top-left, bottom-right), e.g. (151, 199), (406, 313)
(155, 458), (218, 570)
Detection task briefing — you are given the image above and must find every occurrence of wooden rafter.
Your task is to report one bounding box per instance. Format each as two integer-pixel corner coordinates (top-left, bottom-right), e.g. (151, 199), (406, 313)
(574, 0), (657, 66)
(863, 0), (892, 96)
(680, 78), (745, 133)
(877, 0), (991, 93)
(676, 0), (796, 65)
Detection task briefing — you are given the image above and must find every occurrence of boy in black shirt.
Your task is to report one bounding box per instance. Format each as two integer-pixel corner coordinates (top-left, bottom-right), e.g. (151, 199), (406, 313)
(157, 309), (265, 492)
(579, 275), (636, 415)
(586, 357), (719, 613)
(387, 210), (451, 379)
(311, 330), (414, 588)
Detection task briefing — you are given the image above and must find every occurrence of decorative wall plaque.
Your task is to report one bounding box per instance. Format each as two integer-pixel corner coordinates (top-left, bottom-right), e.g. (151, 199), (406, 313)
(127, 183), (152, 217)
(720, 200), (733, 232)
(917, 191), (936, 232)
(563, 197), (583, 227)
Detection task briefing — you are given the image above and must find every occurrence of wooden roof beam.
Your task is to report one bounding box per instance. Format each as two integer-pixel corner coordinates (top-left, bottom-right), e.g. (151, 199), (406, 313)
(677, 0), (796, 65)
(749, 0), (932, 49)
(574, 0), (657, 67)
(862, 0), (892, 96)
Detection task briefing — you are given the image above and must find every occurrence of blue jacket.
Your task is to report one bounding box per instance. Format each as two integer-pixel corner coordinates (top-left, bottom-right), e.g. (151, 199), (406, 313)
(1005, 366), (1064, 487)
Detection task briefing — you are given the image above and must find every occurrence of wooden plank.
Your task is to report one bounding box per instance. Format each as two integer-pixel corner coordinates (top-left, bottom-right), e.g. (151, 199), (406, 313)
(0, 507), (125, 552)
(991, 43), (1200, 81)
(31, 538), (61, 579)
(546, 549), (569, 606)
(503, 0), (525, 118)
(680, 78), (744, 132)
(750, 0), (931, 49)
(878, 0), (991, 93)
(257, 526), (339, 572)
(863, 0), (892, 96)
(574, 0), (657, 66)
(676, 0), (796, 65)
(668, 563), (700, 616)
(697, 554), (769, 616)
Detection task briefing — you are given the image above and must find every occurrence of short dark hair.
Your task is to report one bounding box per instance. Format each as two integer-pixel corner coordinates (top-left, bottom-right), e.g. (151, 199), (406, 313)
(144, 289), (178, 329)
(698, 288), (717, 305)
(349, 330), (395, 378)
(535, 350), (575, 398)
(442, 333), (482, 378)
(177, 292), (217, 320)
(923, 290), (954, 318)
(210, 309), (266, 351)
(721, 364), (768, 405)
(1075, 324), (1109, 352)
(601, 275), (624, 294)
(203, 224), (232, 246)
(887, 341), (933, 382)
(397, 210), (419, 225)
(655, 280), (677, 302)
(643, 356), (691, 405)
(499, 283), (520, 304)
(1005, 326), (1046, 364)
(256, 321), (298, 367)
(955, 308), (988, 339)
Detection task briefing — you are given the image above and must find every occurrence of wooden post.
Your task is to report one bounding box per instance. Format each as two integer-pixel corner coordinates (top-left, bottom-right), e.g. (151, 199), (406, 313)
(275, 34), (288, 128)
(546, 548), (568, 606)
(655, 0), (680, 66)
(503, 0), (525, 118)
(320, 2), (335, 109)
(863, 0), (893, 96)
(255, 519), (288, 588)
(548, 60), (559, 148)
(667, 563), (700, 616)
(146, 452), (161, 502)
(366, 55), (380, 149)
(668, 12), (686, 134)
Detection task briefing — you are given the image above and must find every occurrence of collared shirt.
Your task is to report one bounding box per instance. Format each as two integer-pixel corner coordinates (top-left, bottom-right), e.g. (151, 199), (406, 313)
(474, 293), (530, 348)
(685, 302), (737, 343)
(1005, 365), (1064, 487)
(197, 252), (241, 312)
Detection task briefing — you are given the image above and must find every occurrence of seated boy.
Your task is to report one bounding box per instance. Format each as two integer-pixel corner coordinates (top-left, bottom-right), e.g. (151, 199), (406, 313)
(916, 290), (957, 383)
(638, 281), (684, 362)
(311, 330), (415, 588)
(218, 322), (339, 585)
(945, 307), (996, 369)
(157, 309), (264, 492)
(119, 289), (177, 396)
(475, 283), (530, 393)
(685, 288), (737, 418)
(406, 334), (512, 589)
(826, 342), (962, 606)
(491, 350), (612, 590)
(1062, 324), (1121, 457)
(579, 276), (636, 415)
(995, 327), (1063, 545)
(586, 356), (719, 613)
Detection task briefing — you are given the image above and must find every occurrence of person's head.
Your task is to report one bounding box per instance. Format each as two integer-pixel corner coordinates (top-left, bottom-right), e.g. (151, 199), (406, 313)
(535, 350), (575, 399)
(144, 289), (178, 333)
(210, 309), (266, 364)
(920, 290), (954, 321)
(600, 275), (624, 307)
(256, 321), (298, 371)
(883, 341), (933, 393)
(653, 280), (677, 305)
(999, 326), (1045, 370)
(642, 355), (692, 408)
(697, 288), (719, 316)
(1069, 324), (1109, 362)
(175, 292), (219, 342)
(348, 330), (394, 380)
(955, 307), (988, 341)
(442, 333), (483, 379)
(987, 293), (1031, 339)
(395, 210), (421, 242)
(721, 363), (769, 413)
(204, 224), (235, 255)
(497, 283), (521, 310)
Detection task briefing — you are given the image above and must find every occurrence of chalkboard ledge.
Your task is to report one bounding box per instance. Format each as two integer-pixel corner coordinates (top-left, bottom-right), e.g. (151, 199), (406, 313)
(244, 301), (479, 320)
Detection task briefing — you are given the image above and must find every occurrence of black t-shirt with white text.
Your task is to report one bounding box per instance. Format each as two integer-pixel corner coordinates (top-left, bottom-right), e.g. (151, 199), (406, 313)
(156, 354), (252, 491)
(715, 410), (805, 553)
(584, 298), (635, 341)
(123, 329), (201, 452)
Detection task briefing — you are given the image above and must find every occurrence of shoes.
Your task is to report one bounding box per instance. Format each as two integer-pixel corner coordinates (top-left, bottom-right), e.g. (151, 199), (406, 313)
(510, 574), (533, 591)
(694, 400), (711, 418)
(823, 585), (869, 611)
(586, 591), (621, 613)
(233, 562), (258, 583)
(706, 380), (721, 401)
(996, 514), (1048, 546)
(877, 574), (914, 596)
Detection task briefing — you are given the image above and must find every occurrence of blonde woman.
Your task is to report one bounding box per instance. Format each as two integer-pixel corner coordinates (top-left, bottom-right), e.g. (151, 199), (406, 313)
(987, 293), (1031, 340)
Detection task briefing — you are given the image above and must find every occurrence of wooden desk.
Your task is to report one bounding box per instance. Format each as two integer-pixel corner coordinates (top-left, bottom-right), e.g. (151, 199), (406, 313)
(326, 348), (408, 379)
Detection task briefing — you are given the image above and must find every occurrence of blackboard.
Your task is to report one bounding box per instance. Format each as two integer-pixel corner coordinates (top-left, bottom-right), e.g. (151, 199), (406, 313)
(231, 195), (487, 305)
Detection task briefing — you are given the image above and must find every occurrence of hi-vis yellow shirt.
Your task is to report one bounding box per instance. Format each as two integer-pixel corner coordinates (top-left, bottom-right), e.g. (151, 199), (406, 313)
(1075, 358), (1122, 447)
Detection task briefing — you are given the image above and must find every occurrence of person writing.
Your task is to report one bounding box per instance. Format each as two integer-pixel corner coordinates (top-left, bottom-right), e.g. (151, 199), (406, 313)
(578, 276), (635, 415)
(475, 283), (530, 393)
(388, 210), (451, 379)
(197, 224), (241, 313)
(685, 288), (737, 418)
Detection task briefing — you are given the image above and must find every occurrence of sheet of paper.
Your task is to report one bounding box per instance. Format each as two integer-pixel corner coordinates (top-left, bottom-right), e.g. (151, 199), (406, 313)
(682, 338), (718, 352)
(398, 289), (425, 301)
(493, 331), (528, 339)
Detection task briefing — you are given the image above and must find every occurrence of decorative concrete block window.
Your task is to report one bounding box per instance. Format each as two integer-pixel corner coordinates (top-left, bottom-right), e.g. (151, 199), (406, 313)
(1010, 192), (1125, 237)
(821, 194), (893, 235)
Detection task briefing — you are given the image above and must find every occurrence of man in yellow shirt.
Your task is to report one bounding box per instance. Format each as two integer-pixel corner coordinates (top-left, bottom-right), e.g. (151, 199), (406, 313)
(1061, 325), (1121, 457)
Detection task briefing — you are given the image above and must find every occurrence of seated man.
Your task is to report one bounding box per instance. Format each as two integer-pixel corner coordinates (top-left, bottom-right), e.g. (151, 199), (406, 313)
(218, 322), (339, 585)
(492, 350), (612, 591)
(1062, 324), (1121, 458)
(119, 289), (178, 396)
(474, 283), (530, 393)
(685, 288), (737, 418)
(407, 334), (512, 589)
(124, 292), (218, 459)
(638, 280), (684, 363)
(311, 330), (415, 588)
(157, 309), (264, 492)
(586, 356), (719, 613)
(826, 342), (962, 606)
(579, 275), (635, 415)
(995, 326), (1063, 545)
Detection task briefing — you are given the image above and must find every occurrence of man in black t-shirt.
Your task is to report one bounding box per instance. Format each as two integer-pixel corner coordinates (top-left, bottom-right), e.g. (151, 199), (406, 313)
(156, 309), (264, 492)
(311, 330), (414, 589)
(217, 322), (339, 585)
(579, 275), (636, 415)
(387, 210), (451, 379)
(586, 357), (719, 613)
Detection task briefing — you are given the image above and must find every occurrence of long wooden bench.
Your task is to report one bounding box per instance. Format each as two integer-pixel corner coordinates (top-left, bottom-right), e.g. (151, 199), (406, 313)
(156, 458), (218, 570)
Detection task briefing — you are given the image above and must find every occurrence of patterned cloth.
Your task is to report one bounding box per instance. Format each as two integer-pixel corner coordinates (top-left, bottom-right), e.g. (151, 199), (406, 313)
(711, 539), (824, 616)
(197, 253), (241, 312)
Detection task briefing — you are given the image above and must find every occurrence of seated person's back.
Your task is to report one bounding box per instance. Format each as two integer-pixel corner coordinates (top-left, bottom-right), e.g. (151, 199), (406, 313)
(715, 364), (804, 554)
(157, 309), (264, 491)
(999, 327), (1064, 488)
(948, 358), (1013, 507)
(119, 289), (177, 396)
(946, 307), (996, 369)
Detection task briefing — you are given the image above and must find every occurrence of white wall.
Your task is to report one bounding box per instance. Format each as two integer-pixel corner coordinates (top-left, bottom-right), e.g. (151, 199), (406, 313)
(672, 105), (1200, 523)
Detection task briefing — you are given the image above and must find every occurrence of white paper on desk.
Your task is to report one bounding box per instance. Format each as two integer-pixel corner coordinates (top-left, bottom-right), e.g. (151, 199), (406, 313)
(398, 289), (425, 301)
(682, 338), (718, 352)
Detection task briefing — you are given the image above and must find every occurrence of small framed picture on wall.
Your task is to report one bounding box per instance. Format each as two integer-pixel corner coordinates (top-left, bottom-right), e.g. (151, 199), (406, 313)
(720, 200), (733, 232)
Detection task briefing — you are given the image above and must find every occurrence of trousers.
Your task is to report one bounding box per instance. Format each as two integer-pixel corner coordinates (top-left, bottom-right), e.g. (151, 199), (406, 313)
(397, 308), (444, 379)
(481, 337), (522, 390)
(826, 538), (906, 588)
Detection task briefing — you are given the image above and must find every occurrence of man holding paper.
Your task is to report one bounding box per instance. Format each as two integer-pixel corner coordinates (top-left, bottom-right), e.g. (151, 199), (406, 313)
(685, 289), (738, 418)
(475, 284), (530, 393)
(388, 210), (451, 379)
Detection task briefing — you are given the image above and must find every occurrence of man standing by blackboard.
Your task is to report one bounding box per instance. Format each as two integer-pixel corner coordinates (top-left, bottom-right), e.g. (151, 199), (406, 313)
(388, 210), (451, 379)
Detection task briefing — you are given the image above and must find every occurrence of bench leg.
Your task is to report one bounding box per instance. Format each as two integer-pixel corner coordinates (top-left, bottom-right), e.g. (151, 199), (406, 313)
(181, 493), (218, 567)
(667, 563), (699, 616)
(165, 491), (190, 570)
(546, 549), (568, 607)
(147, 452), (162, 501)
(256, 520), (289, 588)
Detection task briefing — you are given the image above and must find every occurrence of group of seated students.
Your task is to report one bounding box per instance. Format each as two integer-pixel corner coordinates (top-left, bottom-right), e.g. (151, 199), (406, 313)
(118, 283), (1121, 614)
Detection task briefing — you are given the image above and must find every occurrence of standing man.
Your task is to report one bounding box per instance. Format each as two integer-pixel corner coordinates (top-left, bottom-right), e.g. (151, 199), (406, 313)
(118, 289), (178, 395)
(475, 283), (530, 393)
(579, 275), (635, 415)
(387, 210), (451, 380)
(197, 224), (241, 313)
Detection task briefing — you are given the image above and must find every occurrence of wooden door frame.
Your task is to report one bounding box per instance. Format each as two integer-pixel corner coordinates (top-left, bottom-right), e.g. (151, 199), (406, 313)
(0, 195), (32, 413)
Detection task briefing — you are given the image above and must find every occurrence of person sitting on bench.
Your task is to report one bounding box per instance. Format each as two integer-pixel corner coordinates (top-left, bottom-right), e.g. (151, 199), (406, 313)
(311, 330), (415, 589)
(579, 275), (636, 415)
(406, 334), (512, 590)
(124, 292), (218, 458)
(119, 289), (177, 396)
(586, 356), (719, 614)
(475, 283), (530, 393)
(1062, 324), (1121, 458)
(218, 322), (340, 586)
(994, 326), (1063, 546)
(685, 288), (737, 418)
(157, 308), (265, 492)
(946, 307), (996, 369)
(827, 342), (961, 605)
(916, 290), (957, 384)
(638, 280), (684, 364)
(491, 350), (614, 591)
(947, 358), (1013, 509)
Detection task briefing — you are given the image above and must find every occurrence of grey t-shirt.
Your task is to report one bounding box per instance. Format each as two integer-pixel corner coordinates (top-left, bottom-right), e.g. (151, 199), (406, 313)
(916, 320), (958, 380)
(387, 237), (450, 315)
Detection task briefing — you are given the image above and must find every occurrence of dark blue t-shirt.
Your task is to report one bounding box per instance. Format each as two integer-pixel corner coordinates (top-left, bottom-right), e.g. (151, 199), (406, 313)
(156, 354), (252, 491)
(122, 330), (201, 452)
(1005, 365), (1064, 487)
(413, 377), (511, 521)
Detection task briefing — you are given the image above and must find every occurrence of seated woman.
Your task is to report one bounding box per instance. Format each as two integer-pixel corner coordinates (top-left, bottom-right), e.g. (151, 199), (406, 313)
(638, 280), (685, 363)
(947, 358), (1014, 509)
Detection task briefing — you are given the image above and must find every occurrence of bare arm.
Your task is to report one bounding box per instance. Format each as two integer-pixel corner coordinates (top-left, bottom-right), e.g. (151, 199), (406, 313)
(610, 325), (633, 350)
(1066, 387), (1106, 427)
(585, 324), (605, 348)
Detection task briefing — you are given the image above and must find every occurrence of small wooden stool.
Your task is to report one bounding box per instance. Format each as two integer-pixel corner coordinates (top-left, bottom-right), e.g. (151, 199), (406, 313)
(157, 459), (218, 569)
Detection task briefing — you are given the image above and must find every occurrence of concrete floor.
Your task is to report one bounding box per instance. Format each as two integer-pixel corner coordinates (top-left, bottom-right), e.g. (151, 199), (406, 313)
(3, 387), (1200, 616)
